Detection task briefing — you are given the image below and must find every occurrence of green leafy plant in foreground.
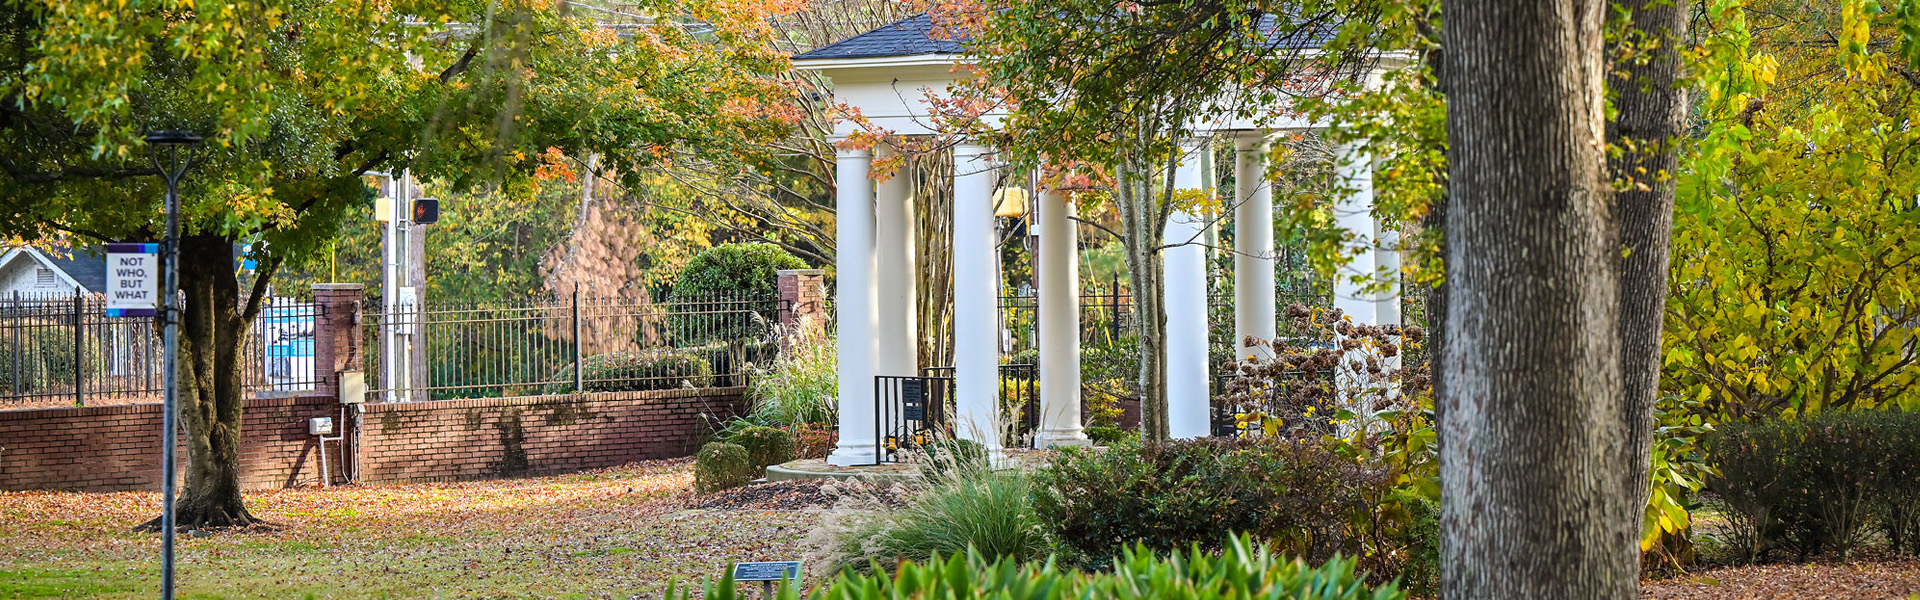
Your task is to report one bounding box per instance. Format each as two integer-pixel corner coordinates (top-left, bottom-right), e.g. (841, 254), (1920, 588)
(674, 534), (1402, 600)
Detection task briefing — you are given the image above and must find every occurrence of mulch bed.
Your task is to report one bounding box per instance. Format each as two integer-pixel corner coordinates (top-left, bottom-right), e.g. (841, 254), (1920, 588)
(1642, 557), (1920, 599)
(687, 479), (910, 511)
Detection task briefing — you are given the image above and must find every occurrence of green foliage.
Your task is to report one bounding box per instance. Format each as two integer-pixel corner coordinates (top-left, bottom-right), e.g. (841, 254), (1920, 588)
(729, 426), (793, 474)
(1703, 410), (1920, 562)
(1669, 0), (1920, 419)
(819, 465), (1054, 575)
(747, 322), (837, 426)
(789, 423), (837, 460)
(0, 328), (96, 394)
(1033, 438), (1396, 574)
(667, 243), (804, 344)
(694, 442), (754, 495)
(546, 350), (713, 394)
(682, 534), (1402, 600)
(1082, 426), (1129, 446)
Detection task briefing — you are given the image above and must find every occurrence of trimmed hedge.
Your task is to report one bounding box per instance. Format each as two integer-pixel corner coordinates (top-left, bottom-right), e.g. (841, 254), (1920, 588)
(729, 425), (793, 474)
(544, 350), (713, 394)
(695, 442), (754, 494)
(1034, 438), (1396, 572)
(667, 243), (804, 345)
(1704, 409), (1920, 561)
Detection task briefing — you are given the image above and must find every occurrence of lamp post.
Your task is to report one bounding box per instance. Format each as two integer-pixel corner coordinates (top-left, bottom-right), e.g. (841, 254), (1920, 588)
(145, 129), (200, 600)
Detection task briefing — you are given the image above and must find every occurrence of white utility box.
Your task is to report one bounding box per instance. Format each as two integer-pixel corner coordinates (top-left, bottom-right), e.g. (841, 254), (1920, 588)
(308, 417), (334, 436)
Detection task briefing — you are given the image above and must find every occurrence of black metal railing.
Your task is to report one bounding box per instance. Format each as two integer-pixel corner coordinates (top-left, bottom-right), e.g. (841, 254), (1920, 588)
(0, 291), (322, 408)
(362, 290), (778, 402)
(873, 374), (953, 465)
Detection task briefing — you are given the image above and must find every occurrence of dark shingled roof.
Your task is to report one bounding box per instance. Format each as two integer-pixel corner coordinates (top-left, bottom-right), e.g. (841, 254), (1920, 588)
(793, 13), (1338, 61)
(38, 247), (107, 293)
(794, 14), (966, 60)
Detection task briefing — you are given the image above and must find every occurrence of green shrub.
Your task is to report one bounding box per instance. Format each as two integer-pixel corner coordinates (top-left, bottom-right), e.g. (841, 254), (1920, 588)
(1034, 438), (1391, 571)
(0, 328), (96, 393)
(1083, 425), (1129, 446)
(681, 534), (1402, 600)
(1704, 410), (1920, 562)
(667, 243), (805, 345)
(694, 442), (754, 494)
(729, 425), (793, 474)
(918, 438), (988, 483)
(747, 320), (836, 426)
(545, 350), (713, 394)
(819, 462), (1053, 574)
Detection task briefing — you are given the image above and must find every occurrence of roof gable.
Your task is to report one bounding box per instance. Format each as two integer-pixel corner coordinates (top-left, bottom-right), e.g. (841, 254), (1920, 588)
(793, 14), (966, 61)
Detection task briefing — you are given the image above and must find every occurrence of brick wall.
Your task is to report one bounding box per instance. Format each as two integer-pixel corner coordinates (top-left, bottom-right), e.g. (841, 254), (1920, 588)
(0, 387), (746, 492)
(355, 388), (746, 483)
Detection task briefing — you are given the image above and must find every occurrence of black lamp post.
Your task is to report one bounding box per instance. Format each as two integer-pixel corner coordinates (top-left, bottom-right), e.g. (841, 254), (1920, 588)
(145, 129), (200, 600)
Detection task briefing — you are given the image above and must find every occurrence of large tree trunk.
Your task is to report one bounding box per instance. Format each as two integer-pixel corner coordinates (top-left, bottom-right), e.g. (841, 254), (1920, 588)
(1607, 0), (1689, 564)
(1438, 0), (1635, 597)
(142, 233), (273, 530)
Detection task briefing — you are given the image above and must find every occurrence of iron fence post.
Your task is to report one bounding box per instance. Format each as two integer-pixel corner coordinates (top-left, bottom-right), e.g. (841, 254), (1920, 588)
(73, 288), (82, 407)
(572, 284), (583, 393)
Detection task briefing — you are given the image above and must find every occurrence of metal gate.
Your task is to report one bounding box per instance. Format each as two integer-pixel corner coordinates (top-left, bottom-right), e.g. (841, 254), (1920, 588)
(873, 374), (953, 464)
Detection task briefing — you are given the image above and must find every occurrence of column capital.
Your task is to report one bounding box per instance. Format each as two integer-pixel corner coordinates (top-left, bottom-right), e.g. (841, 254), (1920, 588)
(1233, 132), (1274, 152)
(951, 140), (994, 160)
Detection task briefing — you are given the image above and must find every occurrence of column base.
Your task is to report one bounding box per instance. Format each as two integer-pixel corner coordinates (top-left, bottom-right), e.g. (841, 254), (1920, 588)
(1033, 430), (1092, 449)
(826, 444), (878, 467)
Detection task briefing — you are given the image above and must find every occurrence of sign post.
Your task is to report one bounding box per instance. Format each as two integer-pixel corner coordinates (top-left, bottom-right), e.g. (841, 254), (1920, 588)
(104, 243), (161, 317)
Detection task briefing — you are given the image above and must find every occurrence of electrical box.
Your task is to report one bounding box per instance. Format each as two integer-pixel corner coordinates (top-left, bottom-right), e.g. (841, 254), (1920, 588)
(308, 417), (334, 436)
(338, 370), (365, 405)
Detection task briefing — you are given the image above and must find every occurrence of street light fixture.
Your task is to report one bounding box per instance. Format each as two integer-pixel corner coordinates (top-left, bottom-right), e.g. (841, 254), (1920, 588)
(144, 129), (200, 600)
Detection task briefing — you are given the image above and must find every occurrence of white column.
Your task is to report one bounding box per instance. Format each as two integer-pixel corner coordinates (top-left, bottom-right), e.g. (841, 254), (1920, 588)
(828, 145), (880, 467)
(1034, 186), (1089, 448)
(1233, 134), (1276, 360)
(874, 144), (919, 377)
(1166, 138), (1213, 439)
(1333, 143), (1378, 326)
(952, 142), (1002, 450)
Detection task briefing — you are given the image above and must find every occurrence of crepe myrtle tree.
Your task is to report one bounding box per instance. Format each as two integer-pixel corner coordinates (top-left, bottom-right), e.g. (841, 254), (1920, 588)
(0, 0), (795, 528)
(947, 0), (1404, 441)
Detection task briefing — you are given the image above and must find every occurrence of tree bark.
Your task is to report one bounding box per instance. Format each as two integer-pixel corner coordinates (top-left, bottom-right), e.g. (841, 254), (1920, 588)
(141, 233), (269, 530)
(1608, 0), (1689, 565)
(1439, 0), (1634, 597)
(1117, 145), (1170, 442)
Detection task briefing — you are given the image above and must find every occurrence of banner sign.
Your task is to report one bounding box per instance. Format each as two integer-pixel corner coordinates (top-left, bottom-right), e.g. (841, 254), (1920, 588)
(105, 243), (160, 317)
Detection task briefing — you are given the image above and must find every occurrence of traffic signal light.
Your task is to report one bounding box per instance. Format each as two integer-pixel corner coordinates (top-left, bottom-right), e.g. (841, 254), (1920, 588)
(412, 198), (440, 225)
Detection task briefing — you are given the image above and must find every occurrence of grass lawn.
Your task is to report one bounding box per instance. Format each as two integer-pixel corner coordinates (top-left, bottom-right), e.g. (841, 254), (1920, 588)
(0, 460), (816, 599)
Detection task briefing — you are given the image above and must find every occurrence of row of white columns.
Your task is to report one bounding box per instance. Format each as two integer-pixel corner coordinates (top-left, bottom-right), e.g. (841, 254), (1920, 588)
(829, 133), (1389, 465)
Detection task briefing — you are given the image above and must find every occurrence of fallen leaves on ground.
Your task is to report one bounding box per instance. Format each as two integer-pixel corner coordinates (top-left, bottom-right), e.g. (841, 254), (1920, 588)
(0, 459), (821, 599)
(688, 480), (907, 512)
(1643, 557), (1920, 599)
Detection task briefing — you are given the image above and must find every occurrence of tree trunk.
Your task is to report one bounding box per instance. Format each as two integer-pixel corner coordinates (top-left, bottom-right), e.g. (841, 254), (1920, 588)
(1608, 0), (1689, 564)
(1117, 141), (1170, 442)
(1439, 0), (1634, 597)
(141, 233), (270, 530)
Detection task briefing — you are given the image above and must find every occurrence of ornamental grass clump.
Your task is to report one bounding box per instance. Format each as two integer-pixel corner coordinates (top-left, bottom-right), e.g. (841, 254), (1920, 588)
(747, 318), (837, 427)
(809, 453), (1052, 575)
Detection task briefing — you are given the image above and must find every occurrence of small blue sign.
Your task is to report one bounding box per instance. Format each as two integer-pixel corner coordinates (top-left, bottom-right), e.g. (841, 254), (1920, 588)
(732, 561), (801, 582)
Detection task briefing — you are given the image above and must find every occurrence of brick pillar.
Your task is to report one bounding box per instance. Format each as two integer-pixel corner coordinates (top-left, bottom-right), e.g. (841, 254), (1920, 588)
(311, 283), (364, 400)
(776, 269), (826, 338)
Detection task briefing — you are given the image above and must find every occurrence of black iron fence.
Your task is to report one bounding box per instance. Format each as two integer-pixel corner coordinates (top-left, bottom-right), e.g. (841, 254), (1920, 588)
(871, 363), (1039, 464)
(361, 290), (779, 401)
(0, 292), (322, 407)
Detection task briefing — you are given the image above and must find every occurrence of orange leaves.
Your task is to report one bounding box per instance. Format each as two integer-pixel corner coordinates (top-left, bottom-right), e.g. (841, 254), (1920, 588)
(533, 147), (578, 183)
